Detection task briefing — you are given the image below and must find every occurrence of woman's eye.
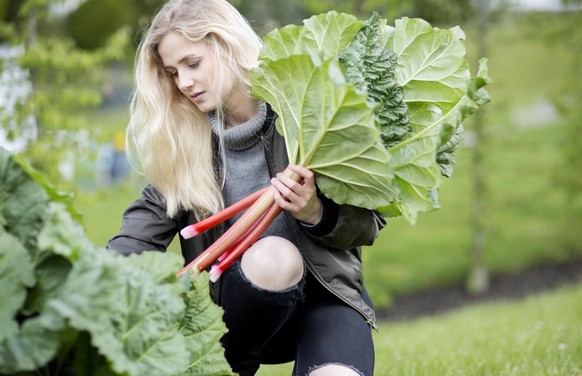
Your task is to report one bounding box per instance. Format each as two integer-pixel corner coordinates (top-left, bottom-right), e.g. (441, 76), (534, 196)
(189, 61), (200, 69)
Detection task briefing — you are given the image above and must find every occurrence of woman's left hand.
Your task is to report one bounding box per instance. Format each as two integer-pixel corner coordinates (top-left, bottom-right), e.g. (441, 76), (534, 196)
(271, 164), (322, 225)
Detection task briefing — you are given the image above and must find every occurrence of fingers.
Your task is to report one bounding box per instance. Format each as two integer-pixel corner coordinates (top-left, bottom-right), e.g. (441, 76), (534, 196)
(270, 165), (321, 224)
(286, 164), (315, 183)
(270, 175), (301, 206)
(272, 186), (294, 210)
(271, 165), (315, 201)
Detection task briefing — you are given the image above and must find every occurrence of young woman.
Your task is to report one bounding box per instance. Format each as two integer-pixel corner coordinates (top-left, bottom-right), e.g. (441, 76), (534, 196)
(107, 1), (386, 375)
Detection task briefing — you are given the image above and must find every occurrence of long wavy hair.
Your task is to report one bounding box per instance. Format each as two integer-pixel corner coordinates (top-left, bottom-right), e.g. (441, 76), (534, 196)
(127, 0), (263, 218)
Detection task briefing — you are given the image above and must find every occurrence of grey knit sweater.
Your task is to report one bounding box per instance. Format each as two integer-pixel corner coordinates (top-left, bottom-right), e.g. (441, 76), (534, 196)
(208, 103), (293, 241)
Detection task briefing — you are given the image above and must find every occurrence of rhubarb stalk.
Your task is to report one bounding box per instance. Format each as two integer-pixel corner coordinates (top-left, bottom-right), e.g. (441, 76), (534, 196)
(177, 167), (300, 277)
(216, 205), (271, 263)
(209, 201), (282, 282)
(181, 186), (269, 239)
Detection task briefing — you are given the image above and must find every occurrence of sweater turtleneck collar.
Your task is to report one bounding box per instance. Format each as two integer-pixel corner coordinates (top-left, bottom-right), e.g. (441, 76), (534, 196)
(207, 102), (267, 151)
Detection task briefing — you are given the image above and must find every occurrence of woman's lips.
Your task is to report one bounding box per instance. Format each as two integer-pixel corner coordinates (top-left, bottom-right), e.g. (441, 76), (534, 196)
(190, 91), (204, 102)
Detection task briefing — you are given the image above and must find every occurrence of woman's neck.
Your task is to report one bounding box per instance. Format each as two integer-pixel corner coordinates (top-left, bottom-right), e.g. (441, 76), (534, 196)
(224, 95), (259, 129)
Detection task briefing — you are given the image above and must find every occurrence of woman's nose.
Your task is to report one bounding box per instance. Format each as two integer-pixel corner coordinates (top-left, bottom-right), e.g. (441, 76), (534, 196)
(178, 74), (194, 91)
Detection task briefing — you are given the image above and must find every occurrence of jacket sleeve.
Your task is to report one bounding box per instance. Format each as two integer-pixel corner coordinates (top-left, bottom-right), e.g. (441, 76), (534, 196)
(299, 192), (386, 250)
(107, 185), (179, 255)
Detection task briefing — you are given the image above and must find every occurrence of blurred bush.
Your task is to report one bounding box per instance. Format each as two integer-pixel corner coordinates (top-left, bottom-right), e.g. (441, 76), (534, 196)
(65, 0), (136, 50)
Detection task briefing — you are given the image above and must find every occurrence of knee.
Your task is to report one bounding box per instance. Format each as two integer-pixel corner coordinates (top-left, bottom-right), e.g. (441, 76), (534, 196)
(309, 364), (362, 376)
(240, 236), (304, 291)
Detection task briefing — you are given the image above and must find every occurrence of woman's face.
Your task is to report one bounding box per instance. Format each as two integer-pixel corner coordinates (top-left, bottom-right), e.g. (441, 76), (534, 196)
(157, 31), (234, 113)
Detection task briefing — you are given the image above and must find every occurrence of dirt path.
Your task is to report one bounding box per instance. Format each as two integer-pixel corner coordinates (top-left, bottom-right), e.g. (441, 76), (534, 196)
(377, 259), (582, 322)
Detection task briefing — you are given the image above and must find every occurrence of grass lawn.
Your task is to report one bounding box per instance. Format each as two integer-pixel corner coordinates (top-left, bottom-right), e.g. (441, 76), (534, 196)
(374, 284), (582, 375)
(74, 181), (182, 253)
(74, 183), (142, 248)
(256, 283), (582, 375)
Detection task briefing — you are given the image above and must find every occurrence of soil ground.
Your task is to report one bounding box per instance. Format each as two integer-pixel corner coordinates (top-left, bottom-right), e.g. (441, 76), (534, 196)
(377, 259), (582, 322)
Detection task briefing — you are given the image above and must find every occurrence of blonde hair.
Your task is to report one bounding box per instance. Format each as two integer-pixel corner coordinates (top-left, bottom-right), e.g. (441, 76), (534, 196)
(127, 0), (263, 218)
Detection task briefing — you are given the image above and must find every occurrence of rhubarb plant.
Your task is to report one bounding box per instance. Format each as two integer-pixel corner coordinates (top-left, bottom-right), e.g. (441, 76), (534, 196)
(179, 12), (490, 277)
(0, 148), (234, 375)
(252, 12), (491, 223)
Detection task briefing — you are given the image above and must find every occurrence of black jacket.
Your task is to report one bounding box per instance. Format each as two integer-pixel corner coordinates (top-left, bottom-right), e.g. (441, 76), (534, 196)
(108, 106), (386, 329)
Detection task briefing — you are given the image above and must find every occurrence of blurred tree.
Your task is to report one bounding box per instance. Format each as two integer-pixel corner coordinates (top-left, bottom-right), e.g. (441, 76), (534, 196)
(65, 0), (136, 50)
(230, 0), (308, 35)
(0, 0), (24, 24)
(515, 2), (582, 254)
(466, 0), (490, 295)
(0, 0), (128, 186)
(128, 0), (168, 41)
(65, 0), (166, 51)
(410, 0), (475, 25)
(299, 0), (409, 21)
(299, 0), (478, 24)
(0, 0), (26, 42)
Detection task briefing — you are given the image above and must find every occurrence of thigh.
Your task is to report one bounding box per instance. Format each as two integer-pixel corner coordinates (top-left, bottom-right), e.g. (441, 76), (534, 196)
(218, 260), (303, 374)
(294, 283), (375, 376)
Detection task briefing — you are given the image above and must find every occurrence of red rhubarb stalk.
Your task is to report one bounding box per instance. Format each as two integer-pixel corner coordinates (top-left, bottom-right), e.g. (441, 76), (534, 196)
(176, 167), (300, 277)
(209, 201), (282, 282)
(177, 187), (275, 276)
(181, 186), (270, 239)
(216, 206), (270, 262)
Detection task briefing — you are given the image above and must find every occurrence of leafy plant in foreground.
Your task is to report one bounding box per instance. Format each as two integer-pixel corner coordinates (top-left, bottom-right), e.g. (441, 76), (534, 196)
(0, 148), (234, 375)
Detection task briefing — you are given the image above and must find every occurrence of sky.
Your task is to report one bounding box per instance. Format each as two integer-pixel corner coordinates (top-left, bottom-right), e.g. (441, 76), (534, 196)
(517, 0), (562, 9)
(510, 0), (581, 10)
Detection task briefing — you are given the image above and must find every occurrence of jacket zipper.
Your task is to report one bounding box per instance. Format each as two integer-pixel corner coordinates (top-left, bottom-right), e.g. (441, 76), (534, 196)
(304, 260), (380, 332)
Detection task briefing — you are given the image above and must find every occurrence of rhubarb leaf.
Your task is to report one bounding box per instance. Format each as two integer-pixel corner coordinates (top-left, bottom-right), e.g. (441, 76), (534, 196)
(0, 148), (234, 375)
(0, 149), (49, 252)
(24, 202), (87, 315)
(0, 150), (63, 373)
(437, 124), (464, 178)
(0, 314), (61, 374)
(45, 249), (191, 376)
(0, 230), (35, 343)
(252, 55), (395, 209)
(379, 17), (490, 223)
(178, 272), (235, 375)
(255, 11), (395, 209)
(38, 202), (91, 261)
(23, 254), (72, 316)
(339, 13), (410, 149)
(260, 11), (364, 65)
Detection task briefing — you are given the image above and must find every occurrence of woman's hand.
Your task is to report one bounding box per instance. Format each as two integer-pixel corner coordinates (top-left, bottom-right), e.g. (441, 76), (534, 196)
(271, 164), (322, 225)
